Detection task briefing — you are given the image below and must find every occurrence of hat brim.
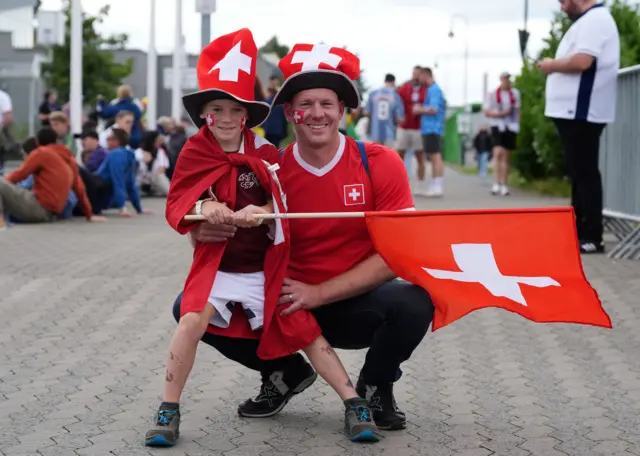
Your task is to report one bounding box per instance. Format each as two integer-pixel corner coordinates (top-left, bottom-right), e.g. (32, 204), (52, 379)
(182, 89), (271, 129)
(272, 70), (360, 109)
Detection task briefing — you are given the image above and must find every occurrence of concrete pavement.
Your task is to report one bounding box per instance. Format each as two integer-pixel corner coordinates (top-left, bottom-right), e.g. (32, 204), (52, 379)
(1, 167), (639, 456)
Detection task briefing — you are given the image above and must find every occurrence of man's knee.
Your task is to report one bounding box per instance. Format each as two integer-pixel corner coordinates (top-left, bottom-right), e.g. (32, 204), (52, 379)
(396, 282), (435, 327)
(172, 291), (183, 323)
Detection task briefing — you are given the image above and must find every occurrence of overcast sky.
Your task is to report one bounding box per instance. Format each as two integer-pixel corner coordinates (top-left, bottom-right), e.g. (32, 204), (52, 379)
(40, 0), (577, 105)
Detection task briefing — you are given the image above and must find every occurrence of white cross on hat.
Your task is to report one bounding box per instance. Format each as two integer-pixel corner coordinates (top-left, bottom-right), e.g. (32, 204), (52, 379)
(209, 41), (252, 82)
(291, 44), (342, 71)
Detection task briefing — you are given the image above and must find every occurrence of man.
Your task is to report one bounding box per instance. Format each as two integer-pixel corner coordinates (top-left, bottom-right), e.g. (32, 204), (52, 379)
(483, 72), (521, 196)
(413, 67), (446, 197)
(38, 90), (62, 127)
(537, 0), (620, 254)
(396, 66), (428, 194)
(364, 74), (405, 147)
(172, 44), (434, 431)
(0, 128), (102, 227)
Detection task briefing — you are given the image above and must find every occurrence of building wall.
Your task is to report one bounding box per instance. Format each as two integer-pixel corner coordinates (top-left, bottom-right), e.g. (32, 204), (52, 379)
(0, 6), (35, 49)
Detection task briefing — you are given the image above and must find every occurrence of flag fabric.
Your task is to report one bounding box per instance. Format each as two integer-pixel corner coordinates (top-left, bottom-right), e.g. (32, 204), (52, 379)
(365, 207), (612, 331)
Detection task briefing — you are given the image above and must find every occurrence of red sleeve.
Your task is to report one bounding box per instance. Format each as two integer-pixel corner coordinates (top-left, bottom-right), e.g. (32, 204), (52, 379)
(254, 134), (282, 165)
(396, 82), (410, 102)
(366, 144), (415, 211)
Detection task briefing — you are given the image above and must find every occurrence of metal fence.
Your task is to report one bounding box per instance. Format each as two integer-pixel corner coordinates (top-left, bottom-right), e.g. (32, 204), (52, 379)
(600, 64), (640, 259)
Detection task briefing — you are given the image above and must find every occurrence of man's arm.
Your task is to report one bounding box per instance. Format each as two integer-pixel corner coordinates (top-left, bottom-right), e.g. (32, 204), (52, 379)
(548, 54), (595, 73)
(317, 254), (396, 305)
(5, 150), (41, 183)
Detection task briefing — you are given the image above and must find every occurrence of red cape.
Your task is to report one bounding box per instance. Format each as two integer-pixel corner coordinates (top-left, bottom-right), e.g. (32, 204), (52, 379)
(166, 127), (321, 360)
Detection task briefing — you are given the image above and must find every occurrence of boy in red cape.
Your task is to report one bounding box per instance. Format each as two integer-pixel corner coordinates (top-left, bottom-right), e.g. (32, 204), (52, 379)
(145, 29), (381, 446)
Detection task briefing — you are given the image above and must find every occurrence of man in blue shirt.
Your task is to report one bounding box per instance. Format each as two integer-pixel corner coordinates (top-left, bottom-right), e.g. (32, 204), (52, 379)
(413, 67), (446, 197)
(364, 74), (405, 146)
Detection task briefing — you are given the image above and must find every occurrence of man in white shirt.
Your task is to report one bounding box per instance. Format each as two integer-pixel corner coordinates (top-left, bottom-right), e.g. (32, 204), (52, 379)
(0, 89), (14, 176)
(483, 72), (521, 196)
(538, 0), (620, 254)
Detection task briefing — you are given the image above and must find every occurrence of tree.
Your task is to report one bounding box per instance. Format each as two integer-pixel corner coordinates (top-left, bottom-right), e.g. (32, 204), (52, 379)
(259, 36), (290, 59)
(513, 0), (640, 181)
(41, 2), (133, 105)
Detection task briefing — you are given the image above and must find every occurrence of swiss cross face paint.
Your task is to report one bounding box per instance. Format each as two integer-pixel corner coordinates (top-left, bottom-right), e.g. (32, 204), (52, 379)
(205, 113), (215, 127)
(240, 116), (247, 130)
(293, 110), (306, 124)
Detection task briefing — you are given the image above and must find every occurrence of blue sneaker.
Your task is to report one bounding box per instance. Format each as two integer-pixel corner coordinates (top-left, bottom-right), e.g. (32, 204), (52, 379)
(145, 408), (180, 446)
(344, 398), (382, 442)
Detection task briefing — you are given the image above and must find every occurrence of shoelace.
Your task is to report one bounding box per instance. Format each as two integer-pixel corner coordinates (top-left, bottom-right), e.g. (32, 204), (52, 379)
(356, 406), (371, 422)
(157, 409), (177, 426)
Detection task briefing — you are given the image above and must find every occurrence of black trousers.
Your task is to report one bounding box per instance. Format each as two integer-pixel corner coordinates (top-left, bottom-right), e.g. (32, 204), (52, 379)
(552, 118), (606, 244)
(172, 280), (434, 384)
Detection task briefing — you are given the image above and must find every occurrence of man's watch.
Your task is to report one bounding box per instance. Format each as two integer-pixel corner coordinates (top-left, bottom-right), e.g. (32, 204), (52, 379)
(195, 200), (205, 216)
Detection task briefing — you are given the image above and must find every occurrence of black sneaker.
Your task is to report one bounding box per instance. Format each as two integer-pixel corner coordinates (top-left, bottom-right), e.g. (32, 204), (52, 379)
(344, 397), (383, 442)
(237, 358), (318, 418)
(145, 408), (180, 446)
(356, 377), (406, 430)
(580, 241), (605, 254)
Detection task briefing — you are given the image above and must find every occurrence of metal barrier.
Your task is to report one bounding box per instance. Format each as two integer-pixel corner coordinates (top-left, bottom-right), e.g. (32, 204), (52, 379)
(600, 64), (640, 260)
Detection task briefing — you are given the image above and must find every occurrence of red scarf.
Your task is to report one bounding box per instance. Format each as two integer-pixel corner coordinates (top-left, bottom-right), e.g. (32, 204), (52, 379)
(496, 87), (515, 106)
(166, 127), (321, 360)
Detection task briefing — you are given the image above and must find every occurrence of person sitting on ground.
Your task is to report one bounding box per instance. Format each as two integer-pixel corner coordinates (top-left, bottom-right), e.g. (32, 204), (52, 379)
(147, 28), (381, 448)
(48, 111), (77, 156)
(95, 128), (147, 217)
(0, 128), (103, 228)
(134, 130), (171, 197)
(80, 130), (108, 172)
(98, 110), (135, 150)
(95, 85), (143, 148)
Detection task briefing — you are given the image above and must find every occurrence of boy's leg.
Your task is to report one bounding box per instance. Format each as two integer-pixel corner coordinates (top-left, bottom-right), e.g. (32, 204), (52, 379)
(145, 304), (215, 446)
(303, 335), (382, 442)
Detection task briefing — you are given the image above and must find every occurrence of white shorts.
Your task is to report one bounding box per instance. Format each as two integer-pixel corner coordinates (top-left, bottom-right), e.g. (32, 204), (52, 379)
(208, 271), (265, 331)
(396, 128), (423, 151)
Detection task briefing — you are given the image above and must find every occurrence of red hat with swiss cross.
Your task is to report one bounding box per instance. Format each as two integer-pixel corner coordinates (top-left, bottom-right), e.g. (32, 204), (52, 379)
(272, 43), (361, 109)
(182, 28), (270, 129)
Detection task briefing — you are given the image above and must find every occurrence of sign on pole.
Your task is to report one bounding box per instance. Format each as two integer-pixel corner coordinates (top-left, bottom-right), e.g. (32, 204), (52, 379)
(195, 0), (216, 14)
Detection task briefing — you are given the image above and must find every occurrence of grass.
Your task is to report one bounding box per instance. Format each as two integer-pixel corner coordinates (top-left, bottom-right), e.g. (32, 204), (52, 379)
(452, 163), (571, 198)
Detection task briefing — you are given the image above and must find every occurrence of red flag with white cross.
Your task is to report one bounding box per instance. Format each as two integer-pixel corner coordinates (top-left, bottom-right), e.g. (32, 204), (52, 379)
(365, 207), (612, 330)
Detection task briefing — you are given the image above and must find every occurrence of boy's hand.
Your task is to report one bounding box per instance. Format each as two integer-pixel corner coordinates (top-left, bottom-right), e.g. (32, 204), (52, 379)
(201, 201), (234, 225)
(233, 204), (267, 228)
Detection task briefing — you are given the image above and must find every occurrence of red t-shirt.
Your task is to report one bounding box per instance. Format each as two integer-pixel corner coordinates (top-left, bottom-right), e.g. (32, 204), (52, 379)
(217, 135), (281, 273)
(397, 81), (427, 130)
(279, 134), (415, 285)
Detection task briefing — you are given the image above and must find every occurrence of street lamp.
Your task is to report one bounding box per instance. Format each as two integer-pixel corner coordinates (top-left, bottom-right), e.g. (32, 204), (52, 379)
(448, 14), (469, 111)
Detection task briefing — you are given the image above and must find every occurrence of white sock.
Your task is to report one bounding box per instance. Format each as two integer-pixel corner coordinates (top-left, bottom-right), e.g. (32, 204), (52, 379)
(434, 177), (443, 187)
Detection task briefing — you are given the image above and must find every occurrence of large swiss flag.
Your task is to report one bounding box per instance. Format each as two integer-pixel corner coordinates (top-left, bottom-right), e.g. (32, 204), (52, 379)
(365, 207), (612, 331)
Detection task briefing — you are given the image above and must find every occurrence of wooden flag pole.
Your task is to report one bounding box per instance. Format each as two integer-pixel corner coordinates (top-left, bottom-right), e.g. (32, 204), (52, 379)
(183, 212), (366, 221)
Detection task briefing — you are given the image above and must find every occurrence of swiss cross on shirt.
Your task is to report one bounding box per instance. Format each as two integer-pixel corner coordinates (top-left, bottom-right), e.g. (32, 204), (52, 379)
(344, 184), (365, 206)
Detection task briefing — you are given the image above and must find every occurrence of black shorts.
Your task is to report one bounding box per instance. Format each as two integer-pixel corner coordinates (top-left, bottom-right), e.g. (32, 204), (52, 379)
(491, 127), (517, 150)
(422, 134), (443, 154)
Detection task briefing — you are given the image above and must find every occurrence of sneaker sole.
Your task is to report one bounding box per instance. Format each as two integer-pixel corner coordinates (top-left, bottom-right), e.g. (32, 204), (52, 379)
(349, 429), (383, 442)
(238, 371), (318, 418)
(376, 420), (407, 431)
(145, 434), (177, 446)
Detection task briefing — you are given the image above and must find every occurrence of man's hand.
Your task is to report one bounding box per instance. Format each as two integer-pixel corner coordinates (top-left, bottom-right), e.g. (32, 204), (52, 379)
(201, 200), (234, 225)
(278, 278), (324, 316)
(537, 58), (555, 74)
(191, 221), (237, 243)
(89, 215), (107, 222)
(233, 204), (267, 228)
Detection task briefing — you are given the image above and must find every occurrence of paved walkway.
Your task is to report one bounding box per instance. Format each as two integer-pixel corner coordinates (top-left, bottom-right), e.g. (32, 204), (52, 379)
(1, 167), (639, 456)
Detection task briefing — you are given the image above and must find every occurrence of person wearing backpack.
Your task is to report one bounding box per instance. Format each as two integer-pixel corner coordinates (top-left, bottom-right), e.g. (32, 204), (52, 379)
(171, 43), (435, 432)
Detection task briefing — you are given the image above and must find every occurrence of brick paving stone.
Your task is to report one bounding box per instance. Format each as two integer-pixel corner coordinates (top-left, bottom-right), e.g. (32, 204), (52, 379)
(1, 167), (639, 455)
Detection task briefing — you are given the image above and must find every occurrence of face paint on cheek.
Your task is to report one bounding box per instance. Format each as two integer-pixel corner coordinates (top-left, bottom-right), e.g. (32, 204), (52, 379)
(240, 116), (247, 129)
(205, 113), (215, 126)
(293, 110), (306, 124)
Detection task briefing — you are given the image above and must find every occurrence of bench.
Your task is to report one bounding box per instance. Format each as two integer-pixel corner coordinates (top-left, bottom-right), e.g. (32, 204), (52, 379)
(603, 209), (640, 260)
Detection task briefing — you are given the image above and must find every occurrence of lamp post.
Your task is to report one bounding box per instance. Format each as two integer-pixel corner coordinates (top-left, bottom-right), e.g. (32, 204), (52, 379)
(519, 0), (530, 62)
(448, 14), (469, 111)
(146, 0), (157, 130)
(70, 0), (83, 161)
(171, 0), (183, 121)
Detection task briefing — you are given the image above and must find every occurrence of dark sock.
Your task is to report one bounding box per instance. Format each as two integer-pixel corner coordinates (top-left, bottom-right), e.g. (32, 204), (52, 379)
(160, 401), (179, 411)
(344, 397), (367, 407)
